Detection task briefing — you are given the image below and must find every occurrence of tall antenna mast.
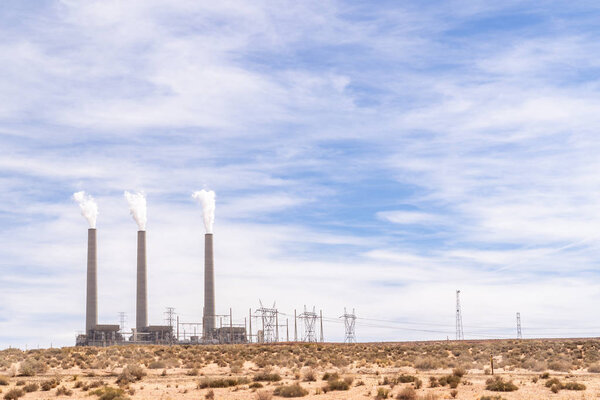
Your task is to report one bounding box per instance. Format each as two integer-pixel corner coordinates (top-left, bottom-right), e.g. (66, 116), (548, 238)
(455, 290), (464, 340)
(516, 312), (522, 339)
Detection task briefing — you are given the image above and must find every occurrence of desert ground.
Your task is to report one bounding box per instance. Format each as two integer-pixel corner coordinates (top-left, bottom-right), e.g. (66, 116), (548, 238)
(2, 339), (600, 400)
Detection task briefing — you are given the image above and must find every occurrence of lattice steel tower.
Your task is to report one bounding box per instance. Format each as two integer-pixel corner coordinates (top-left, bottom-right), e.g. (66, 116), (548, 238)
(256, 301), (278, 343)
(298, 305), (318, 342)
(340, 308), (356, 343)
(516, 312), (522, 339)
(455, 290), (464, 340)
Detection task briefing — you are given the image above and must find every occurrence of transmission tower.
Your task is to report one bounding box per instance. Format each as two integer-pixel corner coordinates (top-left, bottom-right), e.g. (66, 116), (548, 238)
(118, 312), (126, 333)
(165, 307), (176, 329)
(298, 305), (318, 342)
(256, 300), (278, 343)
(516, 312), (522, 339)
(455, 290), (464, 340)
(340, 308), (356, 343)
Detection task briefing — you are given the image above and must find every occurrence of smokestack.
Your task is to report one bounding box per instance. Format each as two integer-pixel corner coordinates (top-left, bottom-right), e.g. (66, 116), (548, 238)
(86, 228), (98, 333)
(203, 233), (215, 338)
(136, 230), (148, 330)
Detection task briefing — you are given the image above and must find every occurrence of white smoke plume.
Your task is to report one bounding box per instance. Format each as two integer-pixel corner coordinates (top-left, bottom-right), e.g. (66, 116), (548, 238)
(73, 191), (98, 228)
(124, 191), (147, 231)
(192, 189), (216, 233)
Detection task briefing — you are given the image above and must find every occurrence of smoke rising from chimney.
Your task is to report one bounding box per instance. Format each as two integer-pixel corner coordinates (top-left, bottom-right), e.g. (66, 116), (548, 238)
(124, 191), (147, 230)
(192, 189), (215, 233)
(73, 191), (98, 228)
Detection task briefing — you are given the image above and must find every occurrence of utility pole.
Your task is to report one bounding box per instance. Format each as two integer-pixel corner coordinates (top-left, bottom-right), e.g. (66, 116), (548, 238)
(516, 312), (522, 339)
(294, 309), (297, 341)
(275, 311), (279, 342)
(320, 309), (324, 342)
(340, 308), (356, 343)
(455, 290), (464, 340)
(286, 319), (289, 342)
(249, 308), (253, 343)
(229, 308), (233, 344)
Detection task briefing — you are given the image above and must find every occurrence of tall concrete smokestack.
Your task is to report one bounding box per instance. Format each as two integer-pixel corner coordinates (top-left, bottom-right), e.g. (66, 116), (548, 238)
(203, 233), (215, 339)
(136, 230), (148, 330)
(86, 228), (98, 333)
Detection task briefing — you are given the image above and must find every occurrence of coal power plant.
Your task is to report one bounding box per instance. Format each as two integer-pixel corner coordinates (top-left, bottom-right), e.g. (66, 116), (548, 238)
(74, 190), (247, 347)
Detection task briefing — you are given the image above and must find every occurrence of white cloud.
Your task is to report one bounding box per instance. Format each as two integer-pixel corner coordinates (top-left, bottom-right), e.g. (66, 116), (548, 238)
(377, 210), (442, 225)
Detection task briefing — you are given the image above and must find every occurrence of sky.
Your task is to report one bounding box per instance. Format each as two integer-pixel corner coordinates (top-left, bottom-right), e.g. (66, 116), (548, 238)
(2, 0), (600, 348)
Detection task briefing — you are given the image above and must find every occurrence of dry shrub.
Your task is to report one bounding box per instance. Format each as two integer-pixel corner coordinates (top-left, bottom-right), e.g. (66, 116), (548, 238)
(438, 375), (460, 388)
(198, 377), (249, 389)
(148, 361), (166, 369)
(564, 382), (586, 391)
(273, 384), (308, 398)
(396, 387), (416, 400)
(205, 390), (214, 400)
(485, 376), (518, 392)
(116, 365), (145, 385)
(302, 368), (316, 382)
(414, 357), (439, 370)
(321, 372), (339, 381)
(3, 388), (24, 400)
(89, 386), (128, 400)
(323, 379), (350, 392)
(375, 387), (390, 399)
(254, 373), (282, 382)
(41, 378), (60, 391)
(548, 361), (570, 372)
(18, 360), (47, 377)
(256, 390), (273, 400)
(0, 377), (8, 386)
(588, 363), (600, 373)
(23, 383), (37, 393)
(56, 386), (73, 396)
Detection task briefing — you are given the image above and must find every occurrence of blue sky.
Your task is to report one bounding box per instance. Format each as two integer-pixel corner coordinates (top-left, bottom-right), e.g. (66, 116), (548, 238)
(2, 1), (600, 348)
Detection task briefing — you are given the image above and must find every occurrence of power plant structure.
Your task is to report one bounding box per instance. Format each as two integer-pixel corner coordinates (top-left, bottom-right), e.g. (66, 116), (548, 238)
(73, 191), (358, 347)
(202, 233), (216, 341)
(75, 223), (246, 346)
(76, 228), (123, 346)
